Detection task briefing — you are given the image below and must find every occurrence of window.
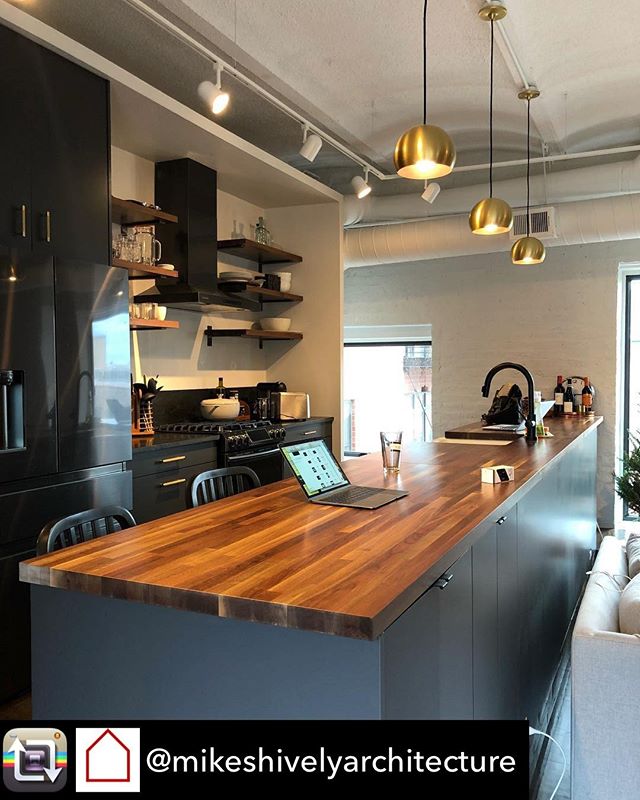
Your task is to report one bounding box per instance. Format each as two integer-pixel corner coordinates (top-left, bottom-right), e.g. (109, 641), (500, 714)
(622, 274), (640, 518)
(343, 341), (432, 455)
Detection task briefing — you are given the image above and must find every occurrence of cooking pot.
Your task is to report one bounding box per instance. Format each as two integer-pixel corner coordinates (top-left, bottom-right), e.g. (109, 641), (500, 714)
(200, 398), (240, 421)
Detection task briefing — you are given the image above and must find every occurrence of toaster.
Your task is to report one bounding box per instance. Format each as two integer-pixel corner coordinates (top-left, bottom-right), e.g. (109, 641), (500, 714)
(270, 392), (310, 421)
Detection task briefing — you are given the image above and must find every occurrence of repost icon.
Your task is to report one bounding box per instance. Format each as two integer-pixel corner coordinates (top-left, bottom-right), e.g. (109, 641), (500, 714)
(2, 728), (67, 793)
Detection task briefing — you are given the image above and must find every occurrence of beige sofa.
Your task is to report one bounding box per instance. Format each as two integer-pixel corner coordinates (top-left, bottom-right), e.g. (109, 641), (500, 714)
(572, 536), (640, 800)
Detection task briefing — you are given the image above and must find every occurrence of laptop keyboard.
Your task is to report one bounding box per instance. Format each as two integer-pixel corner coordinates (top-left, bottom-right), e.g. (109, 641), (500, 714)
(328, 486), (379, 503)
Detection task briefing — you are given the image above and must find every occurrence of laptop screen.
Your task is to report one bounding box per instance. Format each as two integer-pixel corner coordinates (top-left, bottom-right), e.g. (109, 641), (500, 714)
(280, 439), (350, 497)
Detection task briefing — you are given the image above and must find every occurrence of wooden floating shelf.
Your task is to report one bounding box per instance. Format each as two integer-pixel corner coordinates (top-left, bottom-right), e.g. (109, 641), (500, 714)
(217, 282), (303, 303)
(113, 258), (178, 280)
(112, 197), (178, 227)
(204, 326), (302, 347)
(217, 238), (302, 266)
(129, 317), (180, 331)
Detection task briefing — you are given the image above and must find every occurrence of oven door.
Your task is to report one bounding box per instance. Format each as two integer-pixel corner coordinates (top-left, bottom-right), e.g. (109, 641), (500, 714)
(226, 446), (283, 487)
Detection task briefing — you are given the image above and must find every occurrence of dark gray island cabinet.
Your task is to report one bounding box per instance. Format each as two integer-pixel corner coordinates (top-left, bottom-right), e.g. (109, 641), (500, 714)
(22, 418), (599, 721)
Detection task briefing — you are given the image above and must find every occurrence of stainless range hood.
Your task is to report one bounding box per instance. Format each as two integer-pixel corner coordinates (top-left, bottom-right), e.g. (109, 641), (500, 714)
(133, 158), (260, 313)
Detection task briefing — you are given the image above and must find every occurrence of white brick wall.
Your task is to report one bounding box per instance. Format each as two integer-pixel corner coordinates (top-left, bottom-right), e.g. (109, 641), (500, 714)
(344, 240), (640, 526)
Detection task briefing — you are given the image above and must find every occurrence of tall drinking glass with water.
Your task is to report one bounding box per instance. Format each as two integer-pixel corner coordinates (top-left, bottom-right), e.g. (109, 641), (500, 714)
(380, 431), (403, 474)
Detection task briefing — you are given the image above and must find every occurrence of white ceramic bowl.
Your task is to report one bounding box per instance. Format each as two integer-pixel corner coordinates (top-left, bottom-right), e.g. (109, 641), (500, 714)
(200, 398), (240, 421)
(273, 272), (292, 292)
(260, 317), (291, 332)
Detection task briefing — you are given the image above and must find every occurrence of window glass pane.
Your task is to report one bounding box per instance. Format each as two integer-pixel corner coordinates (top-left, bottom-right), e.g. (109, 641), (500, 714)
(628, 279), (640, 450)
(343, 343), (432, 453)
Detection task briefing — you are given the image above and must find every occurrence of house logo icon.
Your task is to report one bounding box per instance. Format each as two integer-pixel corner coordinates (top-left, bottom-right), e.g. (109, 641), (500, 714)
(75, 728), (140, 793)
(86, 729), (130, 783)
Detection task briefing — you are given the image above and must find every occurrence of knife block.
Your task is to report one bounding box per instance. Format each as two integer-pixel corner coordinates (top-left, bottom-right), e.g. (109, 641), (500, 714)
(132, 390), (155, 437)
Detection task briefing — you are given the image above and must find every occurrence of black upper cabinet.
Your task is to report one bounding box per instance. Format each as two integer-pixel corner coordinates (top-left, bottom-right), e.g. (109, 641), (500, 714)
(0, 24), (110, 264)
(0, 27), (33, 252)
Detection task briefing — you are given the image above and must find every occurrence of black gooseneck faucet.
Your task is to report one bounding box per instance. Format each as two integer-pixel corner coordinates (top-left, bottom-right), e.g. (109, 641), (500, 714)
(481, 362), (538, 444)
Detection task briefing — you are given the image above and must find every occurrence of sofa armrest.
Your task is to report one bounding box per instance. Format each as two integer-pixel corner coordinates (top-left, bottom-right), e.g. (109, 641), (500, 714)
(572, 633), (640, 800)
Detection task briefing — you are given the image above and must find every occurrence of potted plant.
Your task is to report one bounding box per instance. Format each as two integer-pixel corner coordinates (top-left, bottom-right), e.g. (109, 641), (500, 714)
(615, 437), (640, 516)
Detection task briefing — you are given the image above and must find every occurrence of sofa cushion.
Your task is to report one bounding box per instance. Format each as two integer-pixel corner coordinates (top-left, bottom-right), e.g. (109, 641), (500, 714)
(575, 537), (627, 636)
(619, 573), (640, 634)
(626, 533), (640, 579)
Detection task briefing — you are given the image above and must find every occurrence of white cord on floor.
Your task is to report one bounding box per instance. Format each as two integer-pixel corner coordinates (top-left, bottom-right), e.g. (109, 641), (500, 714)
(529, 727), (567, 800)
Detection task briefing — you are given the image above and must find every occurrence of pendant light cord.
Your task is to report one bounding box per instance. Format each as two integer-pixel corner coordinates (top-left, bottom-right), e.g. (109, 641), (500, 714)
(489, 18), (494, 197)
(423, 0), (428, 125)
(526, 97), (531, 236)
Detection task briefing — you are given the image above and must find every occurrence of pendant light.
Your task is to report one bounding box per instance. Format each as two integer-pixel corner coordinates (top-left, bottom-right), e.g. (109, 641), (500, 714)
(394, 0), (456, 180)
(511, 88), (546, 265)
(469, 2), (513, 235)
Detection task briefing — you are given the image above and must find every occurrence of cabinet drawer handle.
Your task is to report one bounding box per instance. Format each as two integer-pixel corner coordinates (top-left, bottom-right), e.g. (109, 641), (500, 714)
(20, 204), (27, 238)
(160, 478), (187, 487)
(159, 455), (186, 463)
(303, 430), (318, 436)
(40, 210), (52, 243)
(434, 573), (454, 590)
(496, 516), (507, 525)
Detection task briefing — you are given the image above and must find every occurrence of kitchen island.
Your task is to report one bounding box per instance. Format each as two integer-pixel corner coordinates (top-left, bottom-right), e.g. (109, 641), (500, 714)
(21, 416), (600, 720)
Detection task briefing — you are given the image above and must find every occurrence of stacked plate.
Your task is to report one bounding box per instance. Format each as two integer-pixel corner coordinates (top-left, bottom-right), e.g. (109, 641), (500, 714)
(219, 270), (265, 287)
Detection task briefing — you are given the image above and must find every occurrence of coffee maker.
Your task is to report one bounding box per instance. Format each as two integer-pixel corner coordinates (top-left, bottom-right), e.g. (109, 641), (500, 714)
(256, 381), (287, 420)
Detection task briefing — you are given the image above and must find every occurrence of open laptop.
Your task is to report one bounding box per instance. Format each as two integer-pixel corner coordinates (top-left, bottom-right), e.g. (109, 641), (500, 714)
(280, 439), (409, 509)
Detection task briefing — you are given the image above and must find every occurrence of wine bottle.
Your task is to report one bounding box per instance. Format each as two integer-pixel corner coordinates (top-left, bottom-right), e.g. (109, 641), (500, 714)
(582, 377), (593, 414)
(554, 375), (564, 417)
(216, 376), (225, 398)
(563, 378), (574, 414)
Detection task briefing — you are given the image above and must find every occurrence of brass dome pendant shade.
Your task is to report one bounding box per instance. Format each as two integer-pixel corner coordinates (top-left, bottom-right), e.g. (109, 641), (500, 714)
(394, 0), (456, 180)
(395, 124), (456, 179)
(469, 3), (513, 235)
(511, 87), (546, 265)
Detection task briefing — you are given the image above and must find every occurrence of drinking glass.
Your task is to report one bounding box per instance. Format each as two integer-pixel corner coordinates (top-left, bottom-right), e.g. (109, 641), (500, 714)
(380, 431), (403, 474)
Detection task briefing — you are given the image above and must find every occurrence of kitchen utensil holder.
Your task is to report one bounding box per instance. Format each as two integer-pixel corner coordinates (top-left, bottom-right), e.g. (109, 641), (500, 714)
(132, 396), (155, 437)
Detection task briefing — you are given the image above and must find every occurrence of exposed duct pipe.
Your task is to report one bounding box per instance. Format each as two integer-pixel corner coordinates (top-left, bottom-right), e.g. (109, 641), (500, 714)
(344, 154), (640, 226)
(344, 193), (640, 269)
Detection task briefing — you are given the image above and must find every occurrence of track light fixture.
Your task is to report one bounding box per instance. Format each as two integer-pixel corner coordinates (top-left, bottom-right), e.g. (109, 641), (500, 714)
(512, 87), (546, 265)
(469, 2), (513, 235)
(394, 0), (456, 179)
(351, 168), (372, 199)
(197, 62), (230, 115)
(299, 125), (323, 162)
(421, 180), (440, 204)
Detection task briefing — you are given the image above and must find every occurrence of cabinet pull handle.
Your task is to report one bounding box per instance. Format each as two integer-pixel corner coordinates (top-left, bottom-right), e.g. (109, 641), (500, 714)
(159, 455), (186, 463)
(161, 478), (187, 487)
(303, 430), (318, 436)
(20, 204), (27, 238)
(434, 573), (454, 590)
(496, 516), (507, 525)
(44, 210), (52, 243)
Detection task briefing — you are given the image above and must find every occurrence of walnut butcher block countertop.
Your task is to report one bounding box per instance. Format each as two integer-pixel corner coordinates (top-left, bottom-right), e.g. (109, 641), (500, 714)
(20, 416), (601, 640)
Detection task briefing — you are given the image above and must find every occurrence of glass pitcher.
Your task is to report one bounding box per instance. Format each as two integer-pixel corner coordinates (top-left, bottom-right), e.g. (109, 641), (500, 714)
(135, 228), (162, 265)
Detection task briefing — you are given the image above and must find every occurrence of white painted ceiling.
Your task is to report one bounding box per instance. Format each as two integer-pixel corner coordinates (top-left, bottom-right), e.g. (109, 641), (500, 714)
(12, 0), (640, 196)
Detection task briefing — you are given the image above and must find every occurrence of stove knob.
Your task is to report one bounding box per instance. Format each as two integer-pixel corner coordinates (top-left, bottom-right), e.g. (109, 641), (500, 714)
(228, 435), (238, 449)
(278, 427), (286, 440)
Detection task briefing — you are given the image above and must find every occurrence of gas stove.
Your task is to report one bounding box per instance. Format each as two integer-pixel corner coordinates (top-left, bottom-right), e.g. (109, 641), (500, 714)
(155, 420), (286, 452)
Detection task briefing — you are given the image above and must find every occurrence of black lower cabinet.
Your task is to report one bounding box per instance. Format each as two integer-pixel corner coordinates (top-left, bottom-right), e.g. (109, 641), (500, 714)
(0, 543), (34, 700)
(382, 550), (473, 720)
(472, 521), (500, 719)
(496, 509), (520, 719)
(132, 441), (218, 523)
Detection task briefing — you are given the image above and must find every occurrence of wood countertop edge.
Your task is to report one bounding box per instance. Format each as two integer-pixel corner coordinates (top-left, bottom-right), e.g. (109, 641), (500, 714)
(21, 565), (375, 640)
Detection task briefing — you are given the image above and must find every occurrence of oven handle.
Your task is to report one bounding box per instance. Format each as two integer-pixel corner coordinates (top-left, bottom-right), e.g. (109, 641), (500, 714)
(227, 447), (281, 464)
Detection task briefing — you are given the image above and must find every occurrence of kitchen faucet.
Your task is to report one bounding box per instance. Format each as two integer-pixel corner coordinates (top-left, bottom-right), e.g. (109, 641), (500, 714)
(481, 362), (538, 444)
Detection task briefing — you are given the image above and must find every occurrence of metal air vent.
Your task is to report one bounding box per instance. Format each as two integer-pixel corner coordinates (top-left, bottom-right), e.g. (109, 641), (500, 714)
(509, 206), (557, 240)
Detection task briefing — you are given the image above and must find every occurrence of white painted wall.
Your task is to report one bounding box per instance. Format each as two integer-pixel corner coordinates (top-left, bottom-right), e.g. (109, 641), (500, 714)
(267, 202), (344, 453)
(344, 240), (640, 527)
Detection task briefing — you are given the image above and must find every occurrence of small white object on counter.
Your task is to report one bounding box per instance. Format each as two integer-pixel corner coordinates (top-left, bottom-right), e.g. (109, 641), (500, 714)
(481, 465), (515, 484)
(272, 272), (292, 292)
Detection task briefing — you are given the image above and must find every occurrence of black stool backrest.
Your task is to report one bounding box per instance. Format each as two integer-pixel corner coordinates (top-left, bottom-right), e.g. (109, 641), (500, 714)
(37, 505), (136, 555)
(190, 467), (261, 508)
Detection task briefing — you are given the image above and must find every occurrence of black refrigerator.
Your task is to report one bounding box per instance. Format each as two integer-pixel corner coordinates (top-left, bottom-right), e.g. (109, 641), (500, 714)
(0, 22), (132, 703)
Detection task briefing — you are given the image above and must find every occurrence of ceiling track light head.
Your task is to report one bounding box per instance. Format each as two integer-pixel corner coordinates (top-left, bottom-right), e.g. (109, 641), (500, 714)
(478, 1), (508, 21)
(351, 168), (372, 200)
(518, 86), (540, 101)
(299, 125), (323, 162)
(197, 60), (230, 115)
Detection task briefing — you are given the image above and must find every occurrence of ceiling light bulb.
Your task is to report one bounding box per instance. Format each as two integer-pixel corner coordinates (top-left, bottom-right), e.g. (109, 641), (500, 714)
(299, 127), (323, 162)
(421, 181), (441, 204)
(351, 171), (371, 199)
